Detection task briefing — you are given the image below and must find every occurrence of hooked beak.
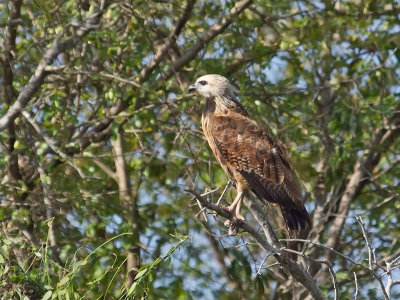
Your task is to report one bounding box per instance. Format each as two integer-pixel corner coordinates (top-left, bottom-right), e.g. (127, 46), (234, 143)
(188, 83), (197, 93)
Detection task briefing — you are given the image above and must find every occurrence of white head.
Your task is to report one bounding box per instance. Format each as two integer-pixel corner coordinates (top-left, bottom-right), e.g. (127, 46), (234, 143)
(188, 74), (248, 115)
(188, 74), (234, 98)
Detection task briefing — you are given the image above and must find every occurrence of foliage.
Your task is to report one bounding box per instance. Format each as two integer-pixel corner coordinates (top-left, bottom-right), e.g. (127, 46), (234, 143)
(0, 0), (400, 299)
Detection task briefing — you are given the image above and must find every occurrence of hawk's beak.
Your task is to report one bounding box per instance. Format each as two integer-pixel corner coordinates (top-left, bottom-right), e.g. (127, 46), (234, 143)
(188, 84), (197, 93)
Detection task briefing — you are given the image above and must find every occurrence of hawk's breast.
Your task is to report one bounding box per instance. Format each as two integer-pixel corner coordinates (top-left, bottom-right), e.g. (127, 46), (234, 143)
(202, 107), (250, 190)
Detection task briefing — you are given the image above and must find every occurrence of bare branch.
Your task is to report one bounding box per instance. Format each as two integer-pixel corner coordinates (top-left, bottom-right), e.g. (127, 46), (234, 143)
(356, 216), (376, 269)
(281, 238), (391, 300)
(92, 158), (117, 181)
(256, 256), (269, 275)
(216, 181), (231, 206)
(112, 131), (141, 288)
(243, 194), (280, 248)
(353, 272), (358, 300)
(1, 0), (23, 201)
(0, 0), (21, 102)
(98, 71), (142, 88)
(384, 258), (400, 298)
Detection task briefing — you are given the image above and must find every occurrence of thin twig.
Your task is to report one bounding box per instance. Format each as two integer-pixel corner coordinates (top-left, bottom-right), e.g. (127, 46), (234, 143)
(195, 199), (208, 222)
(280, 238), (390, 300)
(356, 215), (376, 269)
(257, 256), (268, 275)
(201, 187), (220, 197)
(353, 272), (358, 300)
(216, 181), (231, 206)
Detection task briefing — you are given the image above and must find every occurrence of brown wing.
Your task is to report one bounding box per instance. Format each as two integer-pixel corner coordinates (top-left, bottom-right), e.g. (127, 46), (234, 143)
(211, 111), (311, 230)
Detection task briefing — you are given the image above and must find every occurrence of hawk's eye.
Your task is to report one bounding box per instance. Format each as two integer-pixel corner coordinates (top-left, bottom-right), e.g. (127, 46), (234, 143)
(199, 80), (207, 86)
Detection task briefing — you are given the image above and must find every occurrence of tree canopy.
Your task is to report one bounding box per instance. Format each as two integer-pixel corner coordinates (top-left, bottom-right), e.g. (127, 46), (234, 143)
(1, 0), (400, 299)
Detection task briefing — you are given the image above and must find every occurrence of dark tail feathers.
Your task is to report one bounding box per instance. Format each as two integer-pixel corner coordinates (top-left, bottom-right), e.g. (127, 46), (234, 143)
(280, 206), (312, 231)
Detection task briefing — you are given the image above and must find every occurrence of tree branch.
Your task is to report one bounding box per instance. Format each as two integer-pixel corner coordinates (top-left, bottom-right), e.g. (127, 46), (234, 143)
(112, 131), (141, 288)
(1, 0), (21, 102)
(185, 188), (327, 300)
(139, 0), (196, 82)
(1, 0), (23, 201)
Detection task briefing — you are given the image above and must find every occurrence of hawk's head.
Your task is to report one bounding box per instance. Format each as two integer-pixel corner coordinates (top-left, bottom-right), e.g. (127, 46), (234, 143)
(188, 74), (234, 99)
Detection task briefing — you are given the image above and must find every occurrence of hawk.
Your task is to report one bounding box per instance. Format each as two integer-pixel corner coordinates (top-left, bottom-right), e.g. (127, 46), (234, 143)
(188, 74), (311, 234)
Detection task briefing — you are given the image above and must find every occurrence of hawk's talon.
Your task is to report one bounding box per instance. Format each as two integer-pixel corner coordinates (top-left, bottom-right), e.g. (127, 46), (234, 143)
(228, 225), (238, 236)
(222, 192), (245, 236)
(222, 204), (245, 222)
(224, 219), (230, 227)
(224, 217), (244, 236)
(234, 213), (245, 222)
(221, 205), (230, 213)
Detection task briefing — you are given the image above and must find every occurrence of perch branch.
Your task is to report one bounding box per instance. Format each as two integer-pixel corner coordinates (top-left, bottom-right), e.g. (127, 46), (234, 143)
(185, 188), (327, 300)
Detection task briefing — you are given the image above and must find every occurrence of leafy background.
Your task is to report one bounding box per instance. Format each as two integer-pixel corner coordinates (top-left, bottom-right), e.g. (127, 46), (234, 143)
(0, 0), (399, 299)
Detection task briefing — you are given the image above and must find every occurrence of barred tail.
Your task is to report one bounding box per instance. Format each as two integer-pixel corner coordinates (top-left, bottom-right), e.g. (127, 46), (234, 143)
(280, 206), (312, 231)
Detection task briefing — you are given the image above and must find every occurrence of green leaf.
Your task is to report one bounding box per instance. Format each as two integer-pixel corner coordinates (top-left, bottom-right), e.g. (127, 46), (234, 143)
(336, 271), (348, 280)
(41, 290), (52, 300)
(57, 276), (70, 287)
(74, 259), (87, 269)
(134, 268), (147, 280)
(127, 282), (137, 296)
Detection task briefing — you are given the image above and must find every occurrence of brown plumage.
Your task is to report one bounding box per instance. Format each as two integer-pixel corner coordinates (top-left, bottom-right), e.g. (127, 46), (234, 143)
(188, 74), (311, 233)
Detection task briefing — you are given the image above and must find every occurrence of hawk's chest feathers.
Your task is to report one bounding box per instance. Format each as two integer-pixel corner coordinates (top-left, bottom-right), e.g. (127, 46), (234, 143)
(201, 97), (247, 186)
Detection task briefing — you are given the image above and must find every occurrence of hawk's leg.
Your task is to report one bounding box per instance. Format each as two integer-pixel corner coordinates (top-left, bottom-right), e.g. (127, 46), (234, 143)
(223, 191), (245, 235)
